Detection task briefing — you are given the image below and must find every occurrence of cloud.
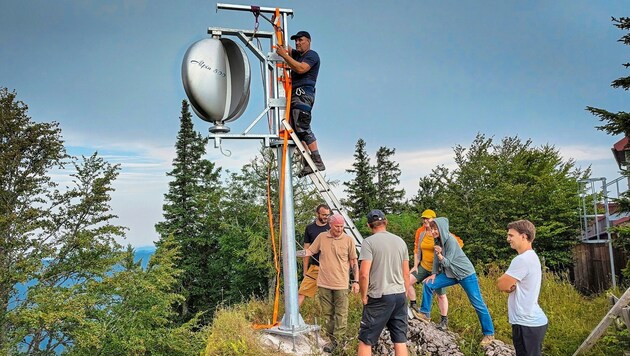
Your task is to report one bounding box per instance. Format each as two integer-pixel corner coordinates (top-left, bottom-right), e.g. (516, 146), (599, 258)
(557, 144), (613, 162)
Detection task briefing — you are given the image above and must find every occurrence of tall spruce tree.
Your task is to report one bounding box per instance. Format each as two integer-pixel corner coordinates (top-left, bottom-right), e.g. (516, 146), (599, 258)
(588, 17), (630, 139)
(588, 17), (630, 263)
(343, 138), (376, 219)
(374, 146), (405, 214)
(155, 100), (222, 321)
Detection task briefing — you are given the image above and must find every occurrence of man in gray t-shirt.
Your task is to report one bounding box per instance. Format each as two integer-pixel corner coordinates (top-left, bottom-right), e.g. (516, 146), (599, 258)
(358, 209), (410, 356)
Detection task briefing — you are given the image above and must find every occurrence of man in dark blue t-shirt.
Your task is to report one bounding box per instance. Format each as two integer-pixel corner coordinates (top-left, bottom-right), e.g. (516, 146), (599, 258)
(298, 203), (330, 307)
(276, 30), (324, 177)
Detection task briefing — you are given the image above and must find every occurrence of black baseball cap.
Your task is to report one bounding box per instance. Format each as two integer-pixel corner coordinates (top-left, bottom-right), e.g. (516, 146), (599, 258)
(290, 31), (311, 40)
(367, 209), (386, 224)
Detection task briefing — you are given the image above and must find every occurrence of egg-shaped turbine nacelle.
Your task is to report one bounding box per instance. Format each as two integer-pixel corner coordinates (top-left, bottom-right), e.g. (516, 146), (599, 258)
(182, 38), (251, 131)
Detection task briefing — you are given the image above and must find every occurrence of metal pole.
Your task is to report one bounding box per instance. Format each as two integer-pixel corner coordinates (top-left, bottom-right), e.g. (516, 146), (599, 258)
(579, 182), (588, 240)
(277, 144), (305, 331)
(591, 182), (600, 241)
(603, 178), (617, 288)
(216, 3), (294, 15)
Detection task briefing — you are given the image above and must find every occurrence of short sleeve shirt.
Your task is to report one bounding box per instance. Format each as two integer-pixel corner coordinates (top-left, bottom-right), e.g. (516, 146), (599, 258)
(291, 49), (319, 88)
(304, 222), (328, 266)
(308, 232), (357, 290)
(505, 250), (548, 326)
(359, 231), (408, 298)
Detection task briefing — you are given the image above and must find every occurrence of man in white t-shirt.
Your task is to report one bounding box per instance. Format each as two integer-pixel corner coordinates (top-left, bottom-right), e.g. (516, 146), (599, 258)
(497, 220), (548, 356)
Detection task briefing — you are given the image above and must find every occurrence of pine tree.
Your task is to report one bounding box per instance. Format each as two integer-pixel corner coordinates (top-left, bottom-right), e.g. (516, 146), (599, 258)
(155, 100), (222, 321)
(374, 146), (405, 214)
(343, 138), (376, 219)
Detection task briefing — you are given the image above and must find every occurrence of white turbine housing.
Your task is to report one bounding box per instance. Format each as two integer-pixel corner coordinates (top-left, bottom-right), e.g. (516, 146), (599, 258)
(182, 38), (251, 132)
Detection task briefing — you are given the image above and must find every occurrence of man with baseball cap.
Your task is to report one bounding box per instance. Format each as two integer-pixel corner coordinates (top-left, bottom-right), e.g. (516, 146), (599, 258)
(276, 31), (324, 177)
(358, 210), (410, 356)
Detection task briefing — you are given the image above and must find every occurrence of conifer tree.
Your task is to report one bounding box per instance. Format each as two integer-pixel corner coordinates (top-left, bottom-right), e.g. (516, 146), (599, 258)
(374, 146), (405, 214)
(588, 17), (630, 259)
(343, 138), (376, 219)
(155, 100), (222, 321)
(588, 17), (630, 138)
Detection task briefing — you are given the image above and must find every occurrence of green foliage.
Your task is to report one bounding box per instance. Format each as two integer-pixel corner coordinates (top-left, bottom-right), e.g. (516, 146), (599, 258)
(0, 87), (69, 351)
(589, 17), (630, 267)
(203, 305), (286, 356)
(344, 139), (407, 218)
(0, 88), (131, 353)
(155, 100), (223, 321)
(67, 236), (206, 355)
(1, 88), (207, 354)
(205, 269), (625, 355)
(375, 146), (405, 214)
(587, 17), (630, 137)
(417, 134), (586, 270)
(343, 138), (376, 219)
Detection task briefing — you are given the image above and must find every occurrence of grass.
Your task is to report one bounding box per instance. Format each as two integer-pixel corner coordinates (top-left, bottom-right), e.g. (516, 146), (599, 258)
(202, 270), (630, 355)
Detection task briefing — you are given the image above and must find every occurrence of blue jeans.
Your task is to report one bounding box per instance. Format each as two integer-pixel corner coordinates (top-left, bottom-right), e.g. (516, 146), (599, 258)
(420, 273), (494, 335)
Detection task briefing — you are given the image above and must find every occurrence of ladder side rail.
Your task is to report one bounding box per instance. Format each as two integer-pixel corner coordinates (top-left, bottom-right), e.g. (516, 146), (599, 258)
(281, 119), (363, 251)
(308, 175), (363, 250)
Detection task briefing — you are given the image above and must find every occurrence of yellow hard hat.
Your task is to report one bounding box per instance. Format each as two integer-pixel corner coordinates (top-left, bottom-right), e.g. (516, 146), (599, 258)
(420, 209), (436, 219)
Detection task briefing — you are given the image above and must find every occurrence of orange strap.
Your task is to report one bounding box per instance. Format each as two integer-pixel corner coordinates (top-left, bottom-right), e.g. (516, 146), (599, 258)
(253, 159), (282, 330)
(271, 8), (292, 131)
(252, 9), (295, 331)
(273, 8), (283, 47)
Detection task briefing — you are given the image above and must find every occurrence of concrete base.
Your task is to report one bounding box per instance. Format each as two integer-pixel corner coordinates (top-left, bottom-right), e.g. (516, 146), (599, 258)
(260, 325), (323, 355)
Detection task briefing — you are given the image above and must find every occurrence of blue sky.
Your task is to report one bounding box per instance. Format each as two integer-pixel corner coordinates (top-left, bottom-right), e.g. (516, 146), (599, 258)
(1, 1), (628, 247)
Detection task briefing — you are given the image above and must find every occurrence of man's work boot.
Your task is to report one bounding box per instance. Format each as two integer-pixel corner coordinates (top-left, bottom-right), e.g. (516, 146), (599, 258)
(311, 153), (326, 171)
(298, 153), (325, 177)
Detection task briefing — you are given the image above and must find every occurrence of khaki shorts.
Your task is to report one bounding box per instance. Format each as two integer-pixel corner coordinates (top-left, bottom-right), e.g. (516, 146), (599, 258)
(298, 265), (319, 297)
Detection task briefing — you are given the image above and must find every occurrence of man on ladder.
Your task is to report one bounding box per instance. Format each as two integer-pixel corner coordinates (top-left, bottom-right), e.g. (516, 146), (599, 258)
(276, 30), (325, 177)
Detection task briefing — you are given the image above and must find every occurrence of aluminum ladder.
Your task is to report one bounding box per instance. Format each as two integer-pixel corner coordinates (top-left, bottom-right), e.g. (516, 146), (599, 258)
(280, 119), (364, 252)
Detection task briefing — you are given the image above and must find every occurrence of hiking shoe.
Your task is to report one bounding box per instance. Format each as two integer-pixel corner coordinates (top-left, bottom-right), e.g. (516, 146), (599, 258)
(436, 317), (448, 331)
(411, 309), (431, 323)
(479, 335), (495, 346)
(323, 341), (337, 353)
(407, 306), (415, 319)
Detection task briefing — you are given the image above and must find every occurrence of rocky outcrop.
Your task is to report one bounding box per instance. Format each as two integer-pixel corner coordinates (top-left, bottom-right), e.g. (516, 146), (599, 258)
(372, 318), (516, 356)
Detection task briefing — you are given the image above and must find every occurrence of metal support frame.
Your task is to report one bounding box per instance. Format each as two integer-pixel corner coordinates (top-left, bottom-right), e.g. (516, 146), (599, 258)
(578, 177), (616, 288)
(209, 3), (318, 338)
(200, 3), (365, 339)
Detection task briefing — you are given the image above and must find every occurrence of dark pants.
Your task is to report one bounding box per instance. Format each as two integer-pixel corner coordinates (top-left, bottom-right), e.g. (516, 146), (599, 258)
(358, 292), (407, 346)
(512, 323), (548, 356)
(290, 89), (316, 144)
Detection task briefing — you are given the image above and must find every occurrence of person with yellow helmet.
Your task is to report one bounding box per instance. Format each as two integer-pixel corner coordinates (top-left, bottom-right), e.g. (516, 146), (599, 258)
(407, 209), (462, 331)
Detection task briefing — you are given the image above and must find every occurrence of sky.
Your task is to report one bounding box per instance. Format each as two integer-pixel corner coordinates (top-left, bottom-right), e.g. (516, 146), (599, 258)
(1, 0), (628, 248)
